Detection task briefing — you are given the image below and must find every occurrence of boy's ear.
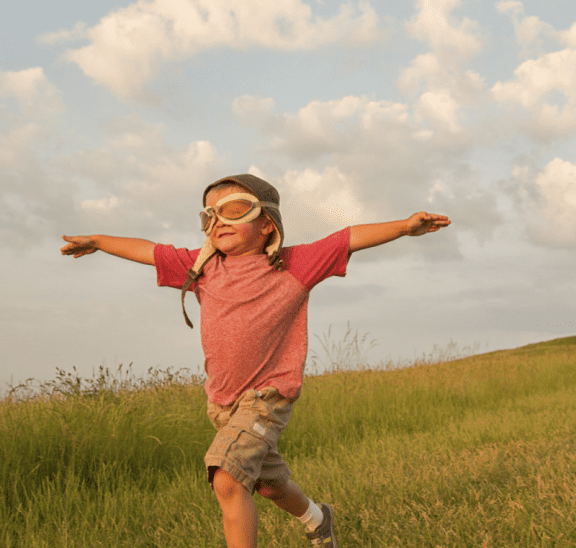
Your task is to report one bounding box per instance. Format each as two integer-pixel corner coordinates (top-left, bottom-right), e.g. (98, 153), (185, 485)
(260, 214), (275, 235)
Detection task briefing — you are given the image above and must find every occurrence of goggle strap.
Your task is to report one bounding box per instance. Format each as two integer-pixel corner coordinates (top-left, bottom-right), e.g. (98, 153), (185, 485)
(252, 201), (279, 210)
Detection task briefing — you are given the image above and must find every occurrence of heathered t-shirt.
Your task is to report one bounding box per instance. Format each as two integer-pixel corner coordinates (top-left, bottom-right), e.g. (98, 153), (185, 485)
(154, 227), (350, 405)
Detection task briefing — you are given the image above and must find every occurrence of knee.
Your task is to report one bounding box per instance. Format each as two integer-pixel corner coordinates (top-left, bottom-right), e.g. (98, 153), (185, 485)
(213, 468), (245, 501)
(257, 484), (275, 499)
(257, 481), (286, 500)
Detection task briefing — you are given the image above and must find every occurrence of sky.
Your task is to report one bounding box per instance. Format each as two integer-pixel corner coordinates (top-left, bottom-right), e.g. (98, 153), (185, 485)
(2, 0), (576, 393)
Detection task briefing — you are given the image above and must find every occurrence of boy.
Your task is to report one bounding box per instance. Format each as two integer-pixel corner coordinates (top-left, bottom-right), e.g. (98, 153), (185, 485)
(61, 173), (450, 548)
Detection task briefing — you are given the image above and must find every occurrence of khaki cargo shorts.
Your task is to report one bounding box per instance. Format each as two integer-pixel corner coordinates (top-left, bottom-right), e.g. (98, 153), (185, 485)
(205, 386), (293, 494)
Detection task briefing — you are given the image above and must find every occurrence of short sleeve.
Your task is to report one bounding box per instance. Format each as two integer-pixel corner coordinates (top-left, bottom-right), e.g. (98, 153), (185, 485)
(281, 227), (351, 290)
(154, 244), (201, 289)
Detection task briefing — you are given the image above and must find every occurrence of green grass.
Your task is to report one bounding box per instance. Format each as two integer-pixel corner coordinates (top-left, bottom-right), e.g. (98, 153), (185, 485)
(1, 335), (576, 547)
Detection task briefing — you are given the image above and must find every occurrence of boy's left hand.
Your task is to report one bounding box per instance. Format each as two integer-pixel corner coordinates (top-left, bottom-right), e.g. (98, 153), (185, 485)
(406, 212), (451, 236)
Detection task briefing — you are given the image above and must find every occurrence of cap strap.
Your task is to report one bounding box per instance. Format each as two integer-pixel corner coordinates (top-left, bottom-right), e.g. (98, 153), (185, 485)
(181, 269), (199, 329)
(268, 251), (283, 270)
(181, 249), (216, 329)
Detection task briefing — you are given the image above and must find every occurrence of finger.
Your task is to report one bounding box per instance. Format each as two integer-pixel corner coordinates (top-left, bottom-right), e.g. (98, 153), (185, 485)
(62, 246), (83, 255)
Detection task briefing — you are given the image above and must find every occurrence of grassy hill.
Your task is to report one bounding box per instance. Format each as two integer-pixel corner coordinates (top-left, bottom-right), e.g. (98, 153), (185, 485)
(1, 336), (575, 547)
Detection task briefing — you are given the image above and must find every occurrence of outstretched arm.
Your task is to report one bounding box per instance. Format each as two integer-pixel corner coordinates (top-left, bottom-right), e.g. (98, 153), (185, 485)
(60, 235), (156, 265)
(349, 212), (451, 254)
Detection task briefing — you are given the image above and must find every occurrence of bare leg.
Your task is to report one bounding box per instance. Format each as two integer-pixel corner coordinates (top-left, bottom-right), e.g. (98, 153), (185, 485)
(256, 479), (310, 517)
(213, 468), (258, 548)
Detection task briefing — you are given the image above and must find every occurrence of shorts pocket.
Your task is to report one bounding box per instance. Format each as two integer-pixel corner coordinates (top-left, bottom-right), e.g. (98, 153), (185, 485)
(205, 425), (271, 486)
(227, 408), (273, 444)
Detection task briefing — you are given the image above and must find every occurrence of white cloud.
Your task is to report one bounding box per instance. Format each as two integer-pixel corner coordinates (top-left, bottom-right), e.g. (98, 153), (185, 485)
(537, 158), (576, 207)
(39, 21), (87, 45)
(491, 49), (576, 140)
(405, 0), (482, 59)
(496, 0), (558, 55)
(505, 158), (576, 248)
(0, 68), (70, 249)
(559, 22), (576, 48)
(273, 166), (363, 243)
(491, 4), (576, 140)
(414, 90), (461, 132)
(0, 104), (222, 249)
(515, 16), (552, 50)
(0, 124), (46, 173)
(0, 67), (65, 117)
(396, 52), (484, 102)
(79, 195), (121, 214)
(529, 158), (576, 247)
(427, 178), (446, 203)
(234, 92), (499, 254)
(60, 0), (384, 101)
(492, 50), (576, 108)
(396, 52), (442, 94)
(318, 186), (362, 226)
(496, 0), (522, 11)
(360, 100), (409, 128)
(397, 0), (485, 133)
(233, 94), (411, 161)
(60, 116), (220, 230)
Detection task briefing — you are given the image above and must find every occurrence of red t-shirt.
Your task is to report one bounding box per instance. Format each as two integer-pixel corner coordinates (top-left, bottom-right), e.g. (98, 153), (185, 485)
(154, 227), (350, 405)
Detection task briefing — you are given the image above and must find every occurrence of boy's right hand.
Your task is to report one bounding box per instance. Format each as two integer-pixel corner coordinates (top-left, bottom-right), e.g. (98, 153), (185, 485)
(60, 235), (98, 258)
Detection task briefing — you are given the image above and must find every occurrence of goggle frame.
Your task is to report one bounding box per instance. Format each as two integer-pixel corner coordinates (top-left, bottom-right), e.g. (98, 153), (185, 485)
(200, 193), (279, 233)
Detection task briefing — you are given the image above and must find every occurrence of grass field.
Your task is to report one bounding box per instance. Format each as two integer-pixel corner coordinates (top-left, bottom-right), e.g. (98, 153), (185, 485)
(1, 335), (575, 547)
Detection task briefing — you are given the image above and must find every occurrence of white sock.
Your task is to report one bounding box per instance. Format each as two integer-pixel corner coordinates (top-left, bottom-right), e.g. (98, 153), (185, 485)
(297, 498), (324, 532)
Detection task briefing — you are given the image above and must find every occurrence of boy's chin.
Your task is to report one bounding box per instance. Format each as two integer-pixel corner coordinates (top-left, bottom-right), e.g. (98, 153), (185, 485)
(218, 245), (265, 257)
(215, 243), (242, 255)
(210, 237), (265, 256)
(215, 240), (238, 254)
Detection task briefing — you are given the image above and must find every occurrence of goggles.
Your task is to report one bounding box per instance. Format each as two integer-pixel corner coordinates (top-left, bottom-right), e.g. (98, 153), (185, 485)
(200, 193), (279, 234)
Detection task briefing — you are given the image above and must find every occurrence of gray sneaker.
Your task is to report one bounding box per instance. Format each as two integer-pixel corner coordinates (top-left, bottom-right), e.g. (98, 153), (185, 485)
(305, 503), (337, 547)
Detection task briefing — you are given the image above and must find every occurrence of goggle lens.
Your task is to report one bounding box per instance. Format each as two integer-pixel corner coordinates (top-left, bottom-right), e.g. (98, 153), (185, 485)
(200, 212), (211, 230)
(218, 199), (254, 219)
(199, 199), (256, 230)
